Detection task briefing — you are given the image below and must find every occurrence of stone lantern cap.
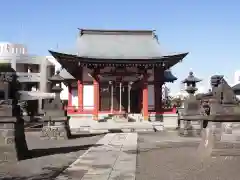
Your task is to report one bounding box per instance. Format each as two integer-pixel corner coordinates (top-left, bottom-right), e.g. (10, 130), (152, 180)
(48, 70), (65, 83)
(182, 71), (201, 84)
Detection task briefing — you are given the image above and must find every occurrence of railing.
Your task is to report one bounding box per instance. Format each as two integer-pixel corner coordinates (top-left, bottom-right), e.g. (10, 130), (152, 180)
(17, 72), (41, 82)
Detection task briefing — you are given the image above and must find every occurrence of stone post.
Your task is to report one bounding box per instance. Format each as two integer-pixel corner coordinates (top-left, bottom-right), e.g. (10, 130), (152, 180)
(0, 71), (29, 162)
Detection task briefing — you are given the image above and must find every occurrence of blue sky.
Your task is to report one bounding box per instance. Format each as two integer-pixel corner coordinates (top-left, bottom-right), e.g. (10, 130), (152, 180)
(1, 0), (240, 94)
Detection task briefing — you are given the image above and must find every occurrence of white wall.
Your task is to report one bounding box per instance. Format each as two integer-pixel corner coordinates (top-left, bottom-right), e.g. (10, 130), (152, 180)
(234, 70), (240, 85)
(83, 85), (94, 109)
(82, 67), (94, 109)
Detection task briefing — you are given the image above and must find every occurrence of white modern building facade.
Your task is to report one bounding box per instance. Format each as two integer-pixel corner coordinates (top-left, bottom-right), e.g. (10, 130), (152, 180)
(0, 42), (56, 112)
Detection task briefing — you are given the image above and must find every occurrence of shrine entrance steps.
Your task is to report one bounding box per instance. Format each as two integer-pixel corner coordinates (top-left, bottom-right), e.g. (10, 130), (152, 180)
(68, 113), (179, 134)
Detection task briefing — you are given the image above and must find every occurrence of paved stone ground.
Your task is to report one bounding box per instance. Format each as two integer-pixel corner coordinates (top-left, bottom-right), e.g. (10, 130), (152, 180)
(0, 132), (103, 180)
(136, 131), (240, 180)
(55, 133), (137, 180)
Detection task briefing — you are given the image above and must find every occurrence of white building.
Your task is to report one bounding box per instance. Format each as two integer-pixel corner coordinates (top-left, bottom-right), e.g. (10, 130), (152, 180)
(0, 42), (56, 111)
(234, 70), (240, 85)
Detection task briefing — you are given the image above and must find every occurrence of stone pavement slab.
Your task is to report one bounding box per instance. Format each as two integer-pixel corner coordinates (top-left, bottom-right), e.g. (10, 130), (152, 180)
(55, 133), (138, 180)
(136, 132), (240, 180)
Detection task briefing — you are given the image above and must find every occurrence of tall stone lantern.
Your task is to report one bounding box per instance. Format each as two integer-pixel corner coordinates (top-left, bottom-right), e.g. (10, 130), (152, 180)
(41, 70), (70, 140)
(179, 71), (202, 136)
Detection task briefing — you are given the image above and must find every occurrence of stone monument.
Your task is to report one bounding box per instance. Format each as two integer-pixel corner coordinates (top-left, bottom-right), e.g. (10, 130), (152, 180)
(0, 67), (29, 162)
(178, 71), (202, 136)
(182, 75), (240, 157)
(41, 71), (71, 140)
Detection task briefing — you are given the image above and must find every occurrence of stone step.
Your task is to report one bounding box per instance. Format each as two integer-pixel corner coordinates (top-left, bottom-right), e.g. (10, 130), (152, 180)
(221, 134), (240, 141)
(212, 149), (240, 156)
(91, 122), (161, 130)
(214, 141), (240, 149)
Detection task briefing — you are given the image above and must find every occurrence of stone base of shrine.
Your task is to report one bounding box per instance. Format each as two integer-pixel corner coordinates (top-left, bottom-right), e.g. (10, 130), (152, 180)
(67, 113), (178, 134)
(198, 122), (240, 158)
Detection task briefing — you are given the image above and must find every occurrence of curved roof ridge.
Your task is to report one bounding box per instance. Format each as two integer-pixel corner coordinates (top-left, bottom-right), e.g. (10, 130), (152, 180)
(78, 28), (155, 36)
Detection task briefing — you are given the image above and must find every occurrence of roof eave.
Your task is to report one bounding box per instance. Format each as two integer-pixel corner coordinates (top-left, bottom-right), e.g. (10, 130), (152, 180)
(232, 84), (240, 90)
(49, 50), (188, 64)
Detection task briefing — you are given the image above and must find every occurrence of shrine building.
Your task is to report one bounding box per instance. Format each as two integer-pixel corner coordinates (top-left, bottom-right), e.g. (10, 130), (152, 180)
(49, 29), (188, 128)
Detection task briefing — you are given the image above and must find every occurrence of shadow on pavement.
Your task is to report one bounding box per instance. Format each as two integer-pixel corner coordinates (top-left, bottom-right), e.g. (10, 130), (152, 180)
(0, 166), (70, 180)
(29, 144), (102, 159)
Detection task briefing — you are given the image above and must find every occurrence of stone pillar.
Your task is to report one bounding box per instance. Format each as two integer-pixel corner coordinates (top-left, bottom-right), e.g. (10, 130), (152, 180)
(0, 73), (29, 162)
(0, 116), (29, 162)
(142, 73), (149, 121)
(93, 70), (99, 120)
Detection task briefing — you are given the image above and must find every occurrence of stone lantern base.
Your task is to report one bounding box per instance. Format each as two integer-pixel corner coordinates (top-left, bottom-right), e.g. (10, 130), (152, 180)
(40, 116), (71, 140)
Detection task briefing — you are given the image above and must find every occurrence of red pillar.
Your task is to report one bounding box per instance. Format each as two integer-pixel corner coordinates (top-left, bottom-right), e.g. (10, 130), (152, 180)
(78, 68), (83, 112)
(68, 83), (72, 107)
(93, 69), (99, 120)
(142, 72), (148, 120)
(154, 67), (163, 113)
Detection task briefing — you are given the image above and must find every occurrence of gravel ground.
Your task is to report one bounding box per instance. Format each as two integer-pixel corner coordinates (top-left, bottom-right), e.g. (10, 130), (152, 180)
(0, 132), (103, 180)
(136, 131), (240, 180)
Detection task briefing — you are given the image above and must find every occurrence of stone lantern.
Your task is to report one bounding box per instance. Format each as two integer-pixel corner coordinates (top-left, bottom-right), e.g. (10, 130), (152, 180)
(48, 70), (64, 103)
(41, 70), (70, 140)
(179, 71), (202, 136)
